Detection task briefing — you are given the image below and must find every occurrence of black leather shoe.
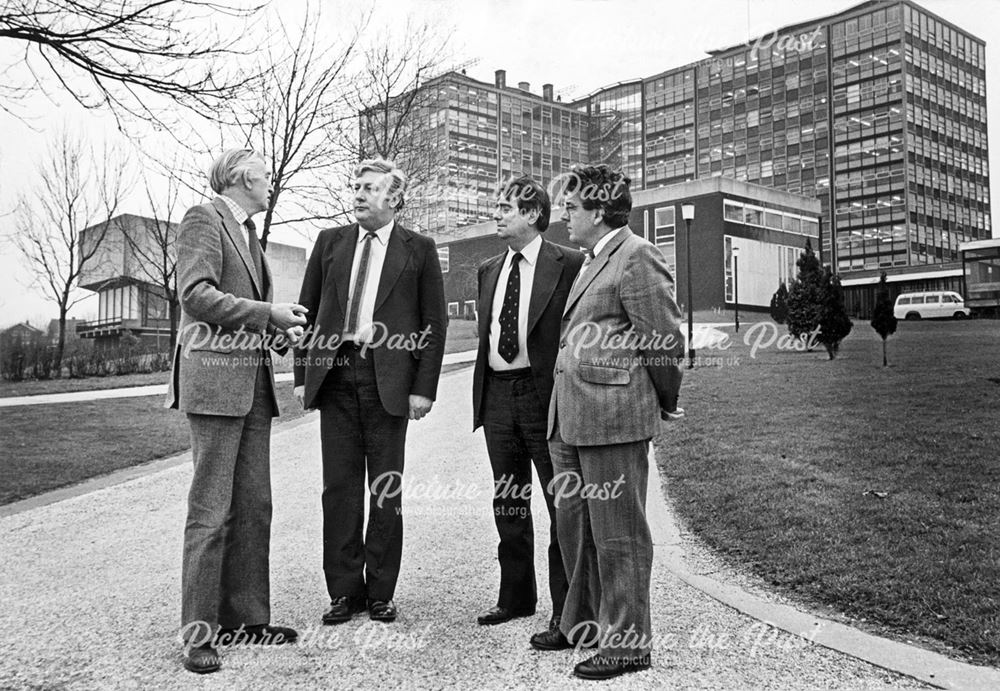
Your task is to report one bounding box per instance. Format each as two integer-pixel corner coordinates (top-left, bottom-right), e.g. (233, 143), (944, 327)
(322, 595), (366, 625)
(477, 605), (535, 626)
(216, 624), (298, 646)
(368, 599), (398, 622)
(573, 652), (651, 680)
(530, 627), (572, 650)
(183, 643), (220, 674)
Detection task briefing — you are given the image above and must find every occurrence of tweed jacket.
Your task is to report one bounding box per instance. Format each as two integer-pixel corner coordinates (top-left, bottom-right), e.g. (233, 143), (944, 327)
(548, 226), (684, 446)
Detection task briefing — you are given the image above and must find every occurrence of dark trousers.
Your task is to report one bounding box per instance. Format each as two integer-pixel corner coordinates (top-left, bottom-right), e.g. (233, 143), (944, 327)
(181, 363), (273, 644)
(318, 345), (408, 602)
(548, 425), (652, 657)
(482, 369), (568, 617)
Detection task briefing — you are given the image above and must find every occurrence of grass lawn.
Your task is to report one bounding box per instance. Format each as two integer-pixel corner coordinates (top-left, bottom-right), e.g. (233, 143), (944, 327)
(0, 382), (310, 505)
(655, 317), (1000, 666)
(0, 320), (479, 399)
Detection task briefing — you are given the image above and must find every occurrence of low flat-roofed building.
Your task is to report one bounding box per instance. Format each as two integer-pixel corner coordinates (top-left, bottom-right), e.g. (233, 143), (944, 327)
(438, 177), (822, 320)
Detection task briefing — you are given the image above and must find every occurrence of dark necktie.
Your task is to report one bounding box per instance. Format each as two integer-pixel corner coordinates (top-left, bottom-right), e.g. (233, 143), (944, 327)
(498, 252), (523, 363)
(244, 218), (267, 295)
(345, 229), (378, 335)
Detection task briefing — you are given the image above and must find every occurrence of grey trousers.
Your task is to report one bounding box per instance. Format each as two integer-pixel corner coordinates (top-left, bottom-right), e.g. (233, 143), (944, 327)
(548, 428), (653, 658)
(180, 364), (273, 644)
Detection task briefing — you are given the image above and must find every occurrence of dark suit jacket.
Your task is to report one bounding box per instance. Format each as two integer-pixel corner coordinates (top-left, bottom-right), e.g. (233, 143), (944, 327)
(166, 197), (280, 417)
(293, 221), (447, 416)
(473, 239), (585, 430)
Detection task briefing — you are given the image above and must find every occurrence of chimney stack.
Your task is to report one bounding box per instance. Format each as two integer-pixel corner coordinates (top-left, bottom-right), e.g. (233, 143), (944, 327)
(543, 83), (554, 101)
(495, 69), (506, 88)
(518, 81), (531, 92)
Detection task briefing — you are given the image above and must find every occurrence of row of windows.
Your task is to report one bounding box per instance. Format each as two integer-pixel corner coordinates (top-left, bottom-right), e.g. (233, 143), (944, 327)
(905, 75), (986, 123)
(904, 5), (985, 68)
(723, 200), (819, 236)
(907, 133), (988, 179)
(831, 46), (901, 85)
(906, 45), (986, 98)
(908, 106), (986, 152)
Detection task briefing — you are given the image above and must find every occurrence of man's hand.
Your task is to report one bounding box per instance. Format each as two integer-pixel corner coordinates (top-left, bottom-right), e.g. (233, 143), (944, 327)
(294, 385), (305, 409)
(286, 325), (305, 346)
(408, 395), (433, 420)
(270, 303), (308, 331)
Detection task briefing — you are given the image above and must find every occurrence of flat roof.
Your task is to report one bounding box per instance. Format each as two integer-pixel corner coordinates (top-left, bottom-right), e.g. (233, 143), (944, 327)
(841, 268), (964, 286)
(959, 238), (1000, 252)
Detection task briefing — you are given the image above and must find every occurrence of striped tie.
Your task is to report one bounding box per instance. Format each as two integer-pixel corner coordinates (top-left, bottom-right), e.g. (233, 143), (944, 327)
(345, 230), (378, 336)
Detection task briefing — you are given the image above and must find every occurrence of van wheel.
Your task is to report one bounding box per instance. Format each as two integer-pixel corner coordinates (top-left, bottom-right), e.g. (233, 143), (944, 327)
(953, 311), (966, 319)
(905, 312), (921, 320)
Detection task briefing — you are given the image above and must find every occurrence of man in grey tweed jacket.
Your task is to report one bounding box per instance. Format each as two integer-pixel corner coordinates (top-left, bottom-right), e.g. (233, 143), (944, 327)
(166, 149), (307, 674)
(532, 165), (684, 681)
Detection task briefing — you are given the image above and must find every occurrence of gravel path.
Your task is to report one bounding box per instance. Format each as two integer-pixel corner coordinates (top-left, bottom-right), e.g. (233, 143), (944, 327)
(0, 367), (923, 689)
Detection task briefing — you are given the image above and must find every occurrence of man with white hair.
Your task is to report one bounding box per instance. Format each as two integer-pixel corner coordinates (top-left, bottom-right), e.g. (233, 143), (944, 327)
(167, 148), (308, 674)
(294, 158), (446, 625)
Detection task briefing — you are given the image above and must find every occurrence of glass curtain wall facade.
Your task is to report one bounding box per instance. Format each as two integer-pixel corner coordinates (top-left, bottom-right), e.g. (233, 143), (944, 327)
(371, 0), (990, 270)
(644, 68), (697, 187)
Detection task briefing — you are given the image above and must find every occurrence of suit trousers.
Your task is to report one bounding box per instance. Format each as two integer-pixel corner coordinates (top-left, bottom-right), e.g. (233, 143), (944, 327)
(181, 362), (273, 644)
(482, 369), (568, 617)
(318, 344), (408, 602)
(548, 425), (653, 657)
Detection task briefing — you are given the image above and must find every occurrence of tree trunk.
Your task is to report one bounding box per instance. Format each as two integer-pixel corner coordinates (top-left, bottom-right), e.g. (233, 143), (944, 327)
(882, 338), (888, 367)
(54, 310), (67, 377)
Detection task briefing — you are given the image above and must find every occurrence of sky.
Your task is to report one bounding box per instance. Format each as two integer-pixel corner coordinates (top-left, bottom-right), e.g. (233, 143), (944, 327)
(1, 0), (998, 327)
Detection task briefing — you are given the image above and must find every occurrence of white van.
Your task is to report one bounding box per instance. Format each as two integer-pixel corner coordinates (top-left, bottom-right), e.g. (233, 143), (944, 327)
(893, 291), (970, 320)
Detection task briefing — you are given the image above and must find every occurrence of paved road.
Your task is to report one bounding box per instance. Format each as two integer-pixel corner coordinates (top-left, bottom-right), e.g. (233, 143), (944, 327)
(0, 366), (922, 689)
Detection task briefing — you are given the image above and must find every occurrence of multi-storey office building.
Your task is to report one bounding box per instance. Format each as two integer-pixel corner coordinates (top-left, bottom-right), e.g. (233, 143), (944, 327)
(360, 70), (589, 237)
(367, 0), (990, 316)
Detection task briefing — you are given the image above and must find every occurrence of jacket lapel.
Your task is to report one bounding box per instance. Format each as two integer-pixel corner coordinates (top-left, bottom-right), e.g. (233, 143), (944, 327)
(373, 222), (413, 313)
(527, 240), (560, 336)
(213, 198), (262, 297)
(329, 225), (358, 319)
(478, 254), (503, 343)
(563, 227), (632, 317)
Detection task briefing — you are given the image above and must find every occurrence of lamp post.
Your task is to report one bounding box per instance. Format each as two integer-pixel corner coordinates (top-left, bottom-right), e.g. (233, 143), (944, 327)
(732, 244), (740, 333)
(681, 203), (695, 369)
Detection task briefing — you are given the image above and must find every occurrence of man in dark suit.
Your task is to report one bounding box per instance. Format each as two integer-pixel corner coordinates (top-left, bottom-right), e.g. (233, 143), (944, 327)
(167, 148), (307, 674)
(472, 175), (584, 631)
(534, 165), (684, 680)
(293, 158), (446, 625)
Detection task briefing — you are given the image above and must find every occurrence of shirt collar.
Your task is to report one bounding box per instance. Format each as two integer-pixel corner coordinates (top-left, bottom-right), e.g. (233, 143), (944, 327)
(590, 226), (625, 259)
(359, 220), (394, 245)
(218, 195), (249, 226)
(507, 234), (542, 268)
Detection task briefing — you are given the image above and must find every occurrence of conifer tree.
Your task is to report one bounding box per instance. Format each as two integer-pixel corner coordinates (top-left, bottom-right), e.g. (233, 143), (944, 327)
(770, 281), (789, 324)
(870, 272), (898, 366)
(785, 240), (825, 345)
(817, 267), (853, 359)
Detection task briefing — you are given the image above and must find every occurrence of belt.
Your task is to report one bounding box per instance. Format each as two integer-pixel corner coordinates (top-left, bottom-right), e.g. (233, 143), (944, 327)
(488, 367), (532, 380)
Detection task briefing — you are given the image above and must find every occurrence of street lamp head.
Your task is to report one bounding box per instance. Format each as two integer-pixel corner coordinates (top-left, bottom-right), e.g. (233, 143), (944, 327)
(732, 245), (740, 257)
(681, 203), (695, 221)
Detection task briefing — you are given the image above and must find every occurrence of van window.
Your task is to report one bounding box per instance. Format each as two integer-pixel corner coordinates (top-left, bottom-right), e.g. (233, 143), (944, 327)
(897, 296), (911, 305)
(942, 294), (956, 303)
(925, 295), (940, 304)
(910, 296), (924, 304)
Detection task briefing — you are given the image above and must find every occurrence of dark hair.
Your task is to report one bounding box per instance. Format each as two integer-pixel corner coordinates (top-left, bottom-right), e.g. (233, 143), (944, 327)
(559, 165), (632, 228)
(497, 174), (551, 232)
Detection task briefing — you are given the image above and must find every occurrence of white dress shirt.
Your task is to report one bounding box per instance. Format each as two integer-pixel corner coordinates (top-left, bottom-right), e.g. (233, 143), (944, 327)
(344, 220), (394, 343)
(488, 235), (542, 371)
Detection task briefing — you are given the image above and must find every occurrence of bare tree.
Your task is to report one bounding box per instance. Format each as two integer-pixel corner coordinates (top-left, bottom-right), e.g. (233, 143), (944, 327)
(119, 166), (182, 351)
(214, 4), (364, 250)
(11, 130), (133, 372)
(0, 0), (261, 126)
(330, 20), (453, 235)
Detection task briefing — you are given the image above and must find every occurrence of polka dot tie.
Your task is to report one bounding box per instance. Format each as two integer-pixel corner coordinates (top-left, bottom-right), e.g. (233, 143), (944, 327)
(498, 252), (522, 363)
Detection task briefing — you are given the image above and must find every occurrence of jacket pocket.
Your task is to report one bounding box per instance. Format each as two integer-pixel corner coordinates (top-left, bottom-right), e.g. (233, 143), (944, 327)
(579, 363), (630, 386)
